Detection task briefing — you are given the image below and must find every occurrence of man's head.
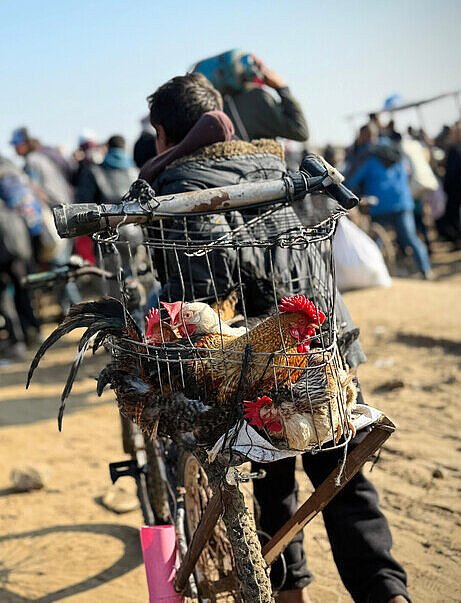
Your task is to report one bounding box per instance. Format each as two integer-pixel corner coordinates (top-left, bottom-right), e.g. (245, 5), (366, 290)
(107, 135), (126, 149)
(147, 73), (223, 153)
(10, 127), (33, 156)
(357, 123), (379, 146)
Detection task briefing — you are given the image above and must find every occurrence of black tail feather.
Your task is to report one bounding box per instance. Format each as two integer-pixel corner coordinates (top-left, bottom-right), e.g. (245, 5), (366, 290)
(26, 297), (141, 430)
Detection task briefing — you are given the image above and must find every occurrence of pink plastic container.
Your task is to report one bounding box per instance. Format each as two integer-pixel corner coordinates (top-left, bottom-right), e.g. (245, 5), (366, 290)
(140, 525), (183, 602)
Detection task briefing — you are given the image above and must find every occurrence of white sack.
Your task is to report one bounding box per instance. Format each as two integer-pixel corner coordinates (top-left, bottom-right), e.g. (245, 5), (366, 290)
(333, 217), (392, 291)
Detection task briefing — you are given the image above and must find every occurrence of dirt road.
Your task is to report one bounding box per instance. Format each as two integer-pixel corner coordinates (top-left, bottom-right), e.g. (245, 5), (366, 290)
(1, 247), (460, 602)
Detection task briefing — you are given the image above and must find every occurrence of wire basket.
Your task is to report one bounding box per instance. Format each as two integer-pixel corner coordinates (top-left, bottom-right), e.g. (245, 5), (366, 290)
(95, 196), (356, 456)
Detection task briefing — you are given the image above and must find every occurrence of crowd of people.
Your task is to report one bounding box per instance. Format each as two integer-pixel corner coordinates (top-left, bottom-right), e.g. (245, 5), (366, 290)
(1, 49), (460, 602)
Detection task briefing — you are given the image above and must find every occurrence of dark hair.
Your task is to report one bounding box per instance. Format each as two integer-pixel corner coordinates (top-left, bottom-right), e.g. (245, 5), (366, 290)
(147, 73), (223, 144)
(107, 135), (125, 149)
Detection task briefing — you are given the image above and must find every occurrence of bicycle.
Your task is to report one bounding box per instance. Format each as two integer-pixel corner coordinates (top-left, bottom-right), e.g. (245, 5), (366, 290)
(30, 154), (395, 601)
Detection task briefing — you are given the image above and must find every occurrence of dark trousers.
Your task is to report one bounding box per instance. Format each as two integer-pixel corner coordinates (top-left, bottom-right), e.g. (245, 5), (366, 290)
(0, 258), (40, 343)
(252, 427), (410, 602)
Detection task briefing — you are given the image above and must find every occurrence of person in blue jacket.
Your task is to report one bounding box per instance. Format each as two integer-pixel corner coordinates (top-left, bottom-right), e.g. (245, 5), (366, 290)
(346, 124), (432, 279)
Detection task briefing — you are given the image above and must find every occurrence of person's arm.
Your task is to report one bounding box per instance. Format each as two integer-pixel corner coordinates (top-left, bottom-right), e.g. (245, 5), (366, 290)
(255, 66), (309, 142)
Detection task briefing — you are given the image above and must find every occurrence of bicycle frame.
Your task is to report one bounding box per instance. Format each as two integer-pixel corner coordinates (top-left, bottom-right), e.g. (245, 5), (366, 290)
(44, 154), (400, 600)
(174, 414), (395, 593)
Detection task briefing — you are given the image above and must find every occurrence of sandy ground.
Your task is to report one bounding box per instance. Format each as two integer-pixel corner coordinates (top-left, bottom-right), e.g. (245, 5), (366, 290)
(0, 242), (460, 602)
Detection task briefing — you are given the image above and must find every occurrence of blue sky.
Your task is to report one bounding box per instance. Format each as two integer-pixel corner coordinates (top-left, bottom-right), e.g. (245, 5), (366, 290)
(1, 0), (460, 157)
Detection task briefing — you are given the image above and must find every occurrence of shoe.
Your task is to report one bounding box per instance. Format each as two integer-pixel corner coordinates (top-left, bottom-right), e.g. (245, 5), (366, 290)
(10, 342), (27, 361)
(422, 269), (435, 281)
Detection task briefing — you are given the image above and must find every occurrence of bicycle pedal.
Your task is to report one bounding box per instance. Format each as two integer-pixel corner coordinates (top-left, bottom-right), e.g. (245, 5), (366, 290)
(109, 460), (143, 484)
(227, 468), (267, 484)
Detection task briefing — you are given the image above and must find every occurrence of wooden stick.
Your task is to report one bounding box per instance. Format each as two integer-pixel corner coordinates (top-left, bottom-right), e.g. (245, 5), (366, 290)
(174, 484), (233, 593)
(263, 415), (395, 566)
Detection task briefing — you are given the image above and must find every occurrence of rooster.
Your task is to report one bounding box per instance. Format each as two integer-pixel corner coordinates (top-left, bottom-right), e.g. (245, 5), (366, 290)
(164, 294), (357, 449)
(163, 294), (327, 404)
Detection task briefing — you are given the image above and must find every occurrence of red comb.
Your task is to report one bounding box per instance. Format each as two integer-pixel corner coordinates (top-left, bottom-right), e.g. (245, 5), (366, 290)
(145, 308), (160, 339)
(160, 301), (184, 325)
(278, 294), (325, 325)
(243, 396), (282, 433)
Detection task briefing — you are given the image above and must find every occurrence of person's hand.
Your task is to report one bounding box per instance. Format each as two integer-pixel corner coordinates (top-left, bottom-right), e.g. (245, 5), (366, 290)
(260, 64), (287, 89)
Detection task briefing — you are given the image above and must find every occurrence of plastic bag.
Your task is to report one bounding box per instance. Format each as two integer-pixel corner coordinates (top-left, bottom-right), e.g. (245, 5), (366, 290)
(333, 217), (392, 291)
(401, 139), (438, 199)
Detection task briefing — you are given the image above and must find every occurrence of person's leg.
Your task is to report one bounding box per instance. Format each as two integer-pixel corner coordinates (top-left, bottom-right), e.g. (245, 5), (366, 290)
(251, 457), (313, 595)
(8, 258), (40, 333)
(302, 430), (410, 603)
(51, 240), (81, 314)
(392, 210), (431, 276)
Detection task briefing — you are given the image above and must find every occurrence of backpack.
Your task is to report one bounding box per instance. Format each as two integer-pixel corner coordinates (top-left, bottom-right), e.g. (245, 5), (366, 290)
(192, 49), (263, 93)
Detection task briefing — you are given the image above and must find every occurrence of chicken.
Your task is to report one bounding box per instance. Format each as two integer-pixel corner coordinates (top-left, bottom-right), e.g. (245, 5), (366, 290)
(26, 298), (217, 439)
(27, 294), (356, 452)
(244, 351), (357, 450)
(161, 301), (247, 337)
(163, 294), (327, 403)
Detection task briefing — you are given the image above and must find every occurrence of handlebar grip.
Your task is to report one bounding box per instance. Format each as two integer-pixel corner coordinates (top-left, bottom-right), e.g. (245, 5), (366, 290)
(53, 204), (103, 238)
(23, 267), (69, 288)
(300, 156), (359, 210)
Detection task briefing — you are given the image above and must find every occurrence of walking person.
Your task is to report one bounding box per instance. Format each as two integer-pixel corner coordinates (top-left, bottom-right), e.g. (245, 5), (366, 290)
(193, 50), (309, 143)
(140, 73), (410, 603)
(10, 127), (81, 314)
(346, 124), (432, 280)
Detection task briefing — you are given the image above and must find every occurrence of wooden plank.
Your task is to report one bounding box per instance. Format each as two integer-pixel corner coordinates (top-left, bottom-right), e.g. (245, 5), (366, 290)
(263, 415), (395, 566)
(174, 485), (233, 593)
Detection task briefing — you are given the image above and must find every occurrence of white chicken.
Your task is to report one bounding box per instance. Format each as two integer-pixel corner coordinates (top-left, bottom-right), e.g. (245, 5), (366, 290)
(161, 301), (247, 338)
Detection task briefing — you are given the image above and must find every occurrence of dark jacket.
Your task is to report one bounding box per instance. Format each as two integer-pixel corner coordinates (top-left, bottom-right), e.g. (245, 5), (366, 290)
(223, 85), (309, 142)
(133, 131), (157, 168)
(150, 138), (365, 367)
(77, 149), (138, 204)
(443, 144), (461, 211)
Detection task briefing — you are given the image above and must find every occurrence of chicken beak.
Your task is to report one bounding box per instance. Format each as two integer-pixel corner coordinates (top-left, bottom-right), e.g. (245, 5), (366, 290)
(160, 301), (184, 325)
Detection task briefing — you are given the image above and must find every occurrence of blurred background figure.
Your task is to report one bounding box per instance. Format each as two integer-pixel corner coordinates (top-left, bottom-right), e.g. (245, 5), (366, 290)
(438, 120), (461, 248)
(193, 49), (309, 144)
(10, 127), (80, 315)
(345, 124), (433, 279)
(0, 197), (40, 359)
(78, 135), (141, 299)
(72, 129), (106, 186)
(133, 116), (157, 168)
(10, 127), (75, 207)
(77, 134), (138, 204)
(0, 154), (43, 267)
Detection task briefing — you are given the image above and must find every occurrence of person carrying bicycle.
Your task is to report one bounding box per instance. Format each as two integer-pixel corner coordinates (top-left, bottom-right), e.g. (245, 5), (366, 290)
(139, 73), (409, 603)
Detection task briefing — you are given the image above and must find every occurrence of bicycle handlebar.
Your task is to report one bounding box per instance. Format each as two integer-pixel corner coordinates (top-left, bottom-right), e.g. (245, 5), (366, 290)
(53, 155), (359, 239)
(22, 265), (116, 289)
